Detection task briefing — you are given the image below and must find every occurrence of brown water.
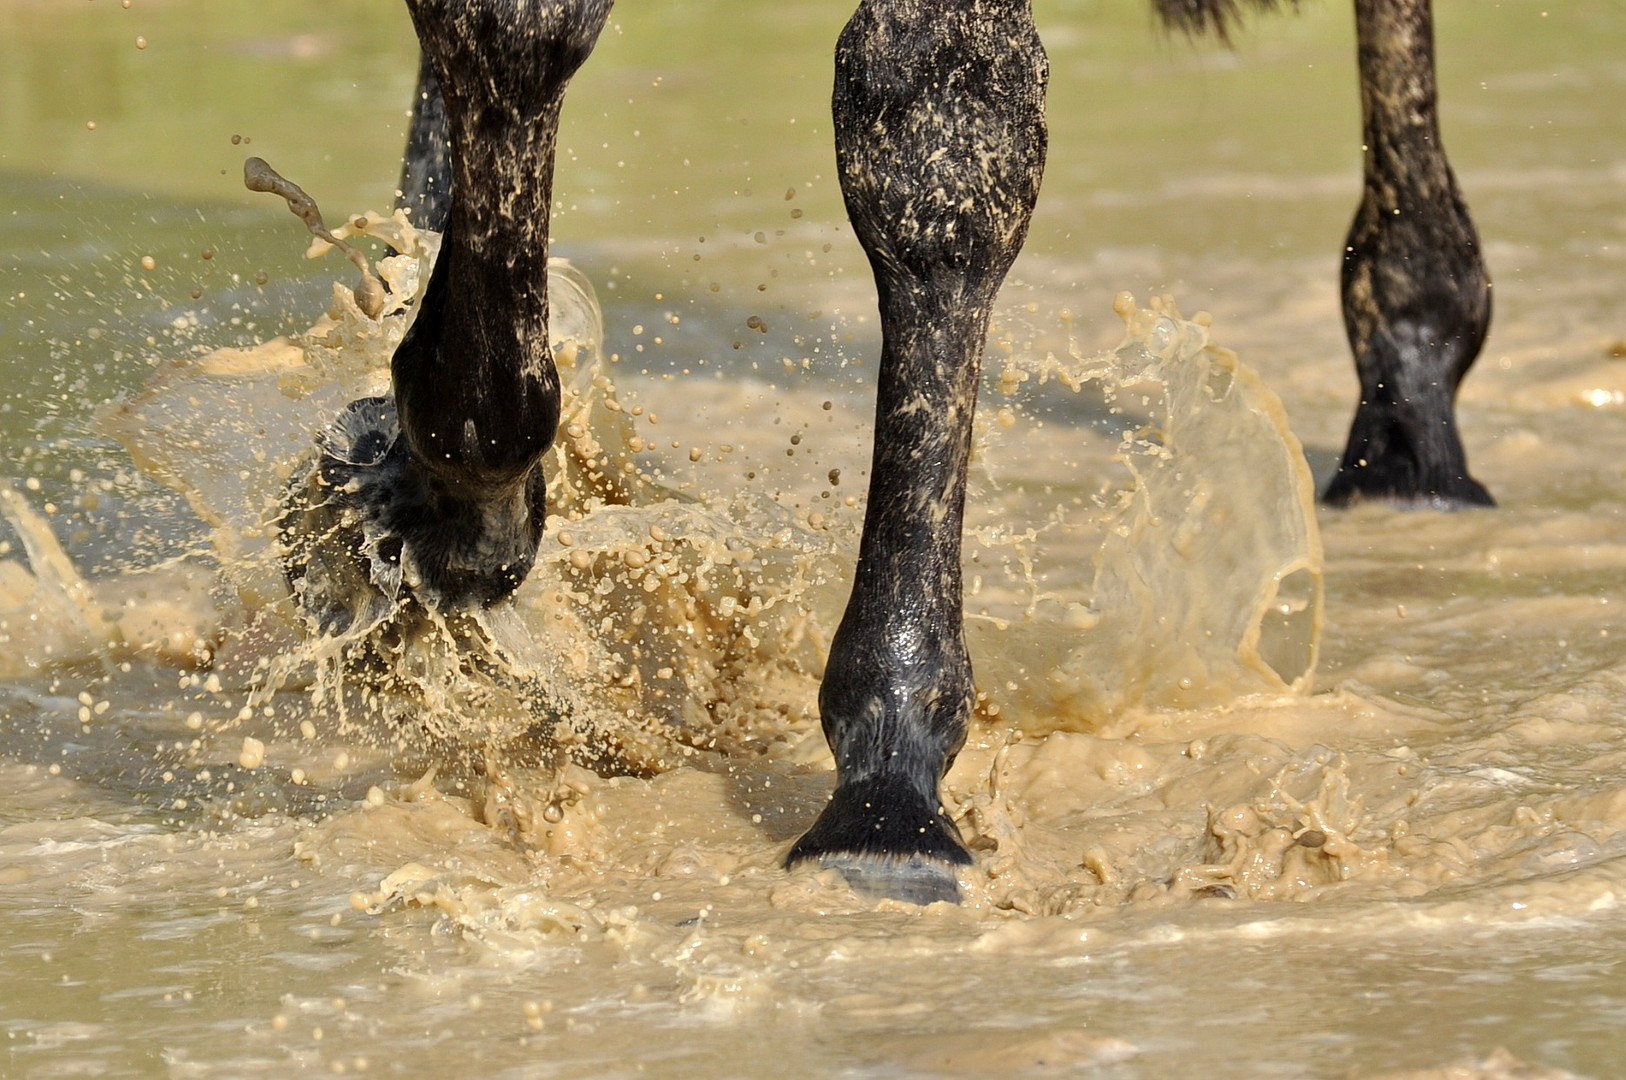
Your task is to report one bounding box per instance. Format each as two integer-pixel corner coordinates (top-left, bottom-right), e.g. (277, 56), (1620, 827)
(3, 1), (1626, 1077)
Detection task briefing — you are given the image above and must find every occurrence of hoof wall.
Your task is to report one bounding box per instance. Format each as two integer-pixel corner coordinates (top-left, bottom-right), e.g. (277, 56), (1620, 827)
(815, 853), (962, 906)
(786, 775), (971, 905)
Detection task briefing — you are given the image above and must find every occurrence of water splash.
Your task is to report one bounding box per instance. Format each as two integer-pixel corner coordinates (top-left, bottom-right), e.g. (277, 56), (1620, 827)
(967, 291), (1322, 730)
(26, 217), (1325, 786)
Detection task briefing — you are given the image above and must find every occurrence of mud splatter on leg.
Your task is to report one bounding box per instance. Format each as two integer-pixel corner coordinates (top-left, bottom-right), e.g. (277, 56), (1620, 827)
(786, 0), (1048, 904)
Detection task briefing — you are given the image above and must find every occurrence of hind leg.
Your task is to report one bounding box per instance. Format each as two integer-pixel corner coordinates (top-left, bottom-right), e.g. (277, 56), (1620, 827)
(397, 52), (452, 234)
(1322, 0), (1492, 508)
(785, 0), (1048, 904)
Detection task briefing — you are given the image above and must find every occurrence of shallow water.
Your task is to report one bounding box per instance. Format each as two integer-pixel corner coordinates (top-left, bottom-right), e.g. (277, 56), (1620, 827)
(4, 1), (1626, 1077)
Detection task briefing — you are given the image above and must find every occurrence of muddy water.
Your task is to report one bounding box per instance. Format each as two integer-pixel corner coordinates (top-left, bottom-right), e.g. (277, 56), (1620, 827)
(4, 1), (1626, 1077)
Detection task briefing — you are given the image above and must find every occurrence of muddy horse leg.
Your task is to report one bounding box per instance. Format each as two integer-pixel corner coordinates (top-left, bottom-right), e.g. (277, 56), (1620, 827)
(785, 0), (1048, 904)
(1322, 0), (1492, 507)
(283, 0), (610, 628)
(397, 51), (452, 234)
(389, 0), (613, 609)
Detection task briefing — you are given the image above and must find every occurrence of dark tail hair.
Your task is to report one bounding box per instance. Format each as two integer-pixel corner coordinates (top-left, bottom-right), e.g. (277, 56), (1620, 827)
(1152, 0), (1296, 41)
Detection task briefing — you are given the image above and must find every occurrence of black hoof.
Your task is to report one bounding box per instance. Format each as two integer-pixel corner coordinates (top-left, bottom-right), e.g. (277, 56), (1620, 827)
(786, 775), (971, 905)
(280, 396), (411, 635)
(1320, 464), (1494, 510)
(280, 395), (545, 631)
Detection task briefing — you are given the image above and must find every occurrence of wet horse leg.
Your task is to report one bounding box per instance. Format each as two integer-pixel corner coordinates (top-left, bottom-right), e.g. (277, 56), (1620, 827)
(1157, 0), (1491, 507)
(1323, 0), (1492, 507)
(387, 0), (616, 606)
(397, 52), (452, 234)
(785, 0), (1048, 904)
(284, 0), (611, 628)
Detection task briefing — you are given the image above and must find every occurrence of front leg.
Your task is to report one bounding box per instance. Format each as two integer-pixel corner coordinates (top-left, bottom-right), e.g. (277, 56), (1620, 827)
(282, 0), (612, 628)
(1323, 0), (1492, 508)
(786, 0), (1047, 904)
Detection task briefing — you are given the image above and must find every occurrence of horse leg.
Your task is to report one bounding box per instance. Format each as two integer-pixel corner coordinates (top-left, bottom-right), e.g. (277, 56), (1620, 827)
(1323, 0), (1492, 508)
(785, 0), (1048, 904)
(283, 0), (611, 628)
(389, 0), (615, 605)
(397, 52), (452, 233)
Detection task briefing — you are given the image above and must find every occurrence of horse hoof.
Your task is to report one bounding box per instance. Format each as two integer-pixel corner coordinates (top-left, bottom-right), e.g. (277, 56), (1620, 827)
(814, 852), (963, 906)
(786, 774), (972, 905)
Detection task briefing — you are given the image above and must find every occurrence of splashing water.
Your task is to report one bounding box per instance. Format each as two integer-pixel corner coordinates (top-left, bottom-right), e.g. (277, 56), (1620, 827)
(72, 216), (1322, 781)
(2, 199), (1336, 875)
(968, 291), (1322, 730)
(2, 196), (1620, 1080)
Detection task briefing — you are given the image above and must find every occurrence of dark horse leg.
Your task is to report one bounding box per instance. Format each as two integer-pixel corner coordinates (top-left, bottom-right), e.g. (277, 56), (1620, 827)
(784, 0), (1048, 904)
(1323, 0), (1492, 507)
(1158, 0), (1491, 507)
(397, 52), (452, 234)
(282, 0), (610, 629)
